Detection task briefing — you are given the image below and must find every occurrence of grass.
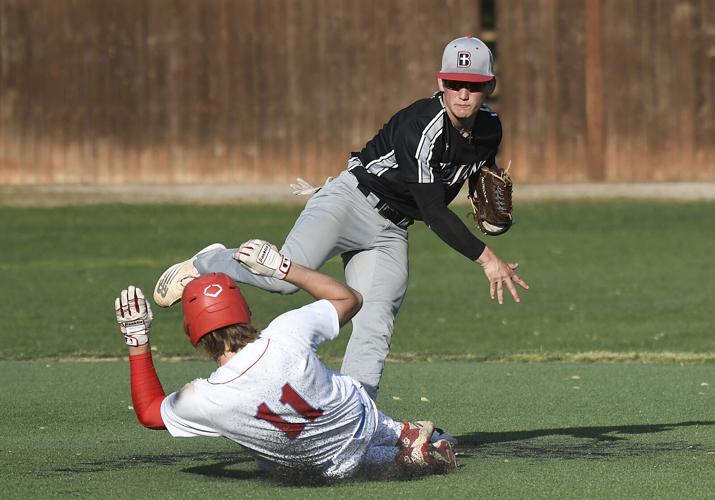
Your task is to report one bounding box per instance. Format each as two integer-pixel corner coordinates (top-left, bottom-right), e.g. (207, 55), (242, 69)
(1, 200), (714, 498)
(0, 361), (713, 499)
(1, 201), (714, 359)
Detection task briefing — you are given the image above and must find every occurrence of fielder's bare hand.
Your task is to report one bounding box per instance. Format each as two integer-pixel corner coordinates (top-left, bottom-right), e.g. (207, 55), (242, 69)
(477, 246), (529, 304)
(115, 285), (153, 350)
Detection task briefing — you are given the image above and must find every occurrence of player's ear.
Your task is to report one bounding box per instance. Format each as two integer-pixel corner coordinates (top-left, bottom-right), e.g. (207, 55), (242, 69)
(437, 78), (445, 92)
(485, 78), (497, 96)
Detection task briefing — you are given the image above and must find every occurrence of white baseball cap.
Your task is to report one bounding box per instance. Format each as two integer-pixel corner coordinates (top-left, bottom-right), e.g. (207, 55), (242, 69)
(437, 36), (495, 82)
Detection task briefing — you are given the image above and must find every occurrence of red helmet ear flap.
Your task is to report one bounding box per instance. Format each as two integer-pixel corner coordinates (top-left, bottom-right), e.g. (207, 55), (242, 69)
(181, 273), (251, 347)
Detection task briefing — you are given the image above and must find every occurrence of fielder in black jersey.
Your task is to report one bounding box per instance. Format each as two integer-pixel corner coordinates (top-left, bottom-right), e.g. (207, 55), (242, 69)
(349, 92), (502, 261)
(154, 36), (528, 400)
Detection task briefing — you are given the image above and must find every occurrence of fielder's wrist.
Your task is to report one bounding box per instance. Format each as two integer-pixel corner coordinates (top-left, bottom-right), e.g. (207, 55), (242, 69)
(476, 246), (494, 265)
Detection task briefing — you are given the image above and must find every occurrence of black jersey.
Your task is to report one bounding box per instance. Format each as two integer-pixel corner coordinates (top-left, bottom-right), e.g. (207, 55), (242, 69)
(349, 92), (501, 219)
(348, 92), (502, 260)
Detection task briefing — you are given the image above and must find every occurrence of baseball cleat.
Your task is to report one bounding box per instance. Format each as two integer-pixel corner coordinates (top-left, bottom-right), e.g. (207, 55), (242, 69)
(153, 243), (226, 307)
(429, 439), (458, 471)
(395, 439), (458, 473)
(399, 420), (435, 450)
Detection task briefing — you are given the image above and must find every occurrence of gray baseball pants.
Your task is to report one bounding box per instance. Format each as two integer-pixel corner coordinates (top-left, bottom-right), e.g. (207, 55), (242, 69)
(195, 169), (409, 400)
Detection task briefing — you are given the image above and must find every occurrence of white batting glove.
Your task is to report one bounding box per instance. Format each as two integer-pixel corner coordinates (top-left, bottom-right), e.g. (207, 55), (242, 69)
(235, 239), (292, 280)
(115, 286), (153, 347)
(290, 176), (334, 196)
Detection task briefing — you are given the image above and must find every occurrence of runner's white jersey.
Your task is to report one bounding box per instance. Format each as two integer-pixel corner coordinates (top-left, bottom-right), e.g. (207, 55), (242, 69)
(160, 300), (378, 473)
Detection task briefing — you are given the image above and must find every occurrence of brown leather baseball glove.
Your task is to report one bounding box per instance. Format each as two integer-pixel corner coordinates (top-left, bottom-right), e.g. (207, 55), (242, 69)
(467, 163), (513, 236)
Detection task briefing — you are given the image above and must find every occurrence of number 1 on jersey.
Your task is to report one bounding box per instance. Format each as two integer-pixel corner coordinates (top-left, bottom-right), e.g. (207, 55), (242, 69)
(256, 383), (324, 439)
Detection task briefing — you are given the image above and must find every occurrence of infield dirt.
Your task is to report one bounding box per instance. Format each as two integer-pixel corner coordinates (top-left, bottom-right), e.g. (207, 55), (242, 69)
(2, 182), (715, 207)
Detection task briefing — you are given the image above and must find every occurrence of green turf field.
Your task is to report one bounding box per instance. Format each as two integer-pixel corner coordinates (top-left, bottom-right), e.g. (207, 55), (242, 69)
(1, 201), (714, 498)
(1, 361), (713, 498)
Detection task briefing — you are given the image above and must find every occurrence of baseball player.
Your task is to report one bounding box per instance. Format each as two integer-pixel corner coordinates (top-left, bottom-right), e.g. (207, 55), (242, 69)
(117, 239), (457, 481)
(153, 36), (528, 400)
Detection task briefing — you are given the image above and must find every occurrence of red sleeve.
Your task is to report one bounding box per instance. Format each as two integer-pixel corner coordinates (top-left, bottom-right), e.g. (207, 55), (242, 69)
(129, 352), (167, 430)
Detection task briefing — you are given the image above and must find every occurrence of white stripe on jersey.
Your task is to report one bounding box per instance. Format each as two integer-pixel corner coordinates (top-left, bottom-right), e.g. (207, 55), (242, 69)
(348, 152), (397, 177)
(364, 150), (396, 177)
(414, 110), (445, 183)
(347, 156), (362, 171)
(449, 164), (469, 185)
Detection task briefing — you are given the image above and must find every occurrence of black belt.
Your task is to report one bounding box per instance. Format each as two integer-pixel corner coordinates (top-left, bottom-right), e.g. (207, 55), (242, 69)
(357, 183), (413, 229)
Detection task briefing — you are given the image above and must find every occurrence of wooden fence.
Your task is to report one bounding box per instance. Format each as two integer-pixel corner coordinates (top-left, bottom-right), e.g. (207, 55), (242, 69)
(0, 0), (713, 185)
(498, 0), (715, 181)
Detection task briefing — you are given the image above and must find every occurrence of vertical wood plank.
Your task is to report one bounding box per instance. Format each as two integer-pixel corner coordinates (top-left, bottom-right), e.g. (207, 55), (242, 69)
(585, 0), (604, 180)
(671, 0), (696, 167)
(695, 0), (715, 169)
(556, 0), (587, 178)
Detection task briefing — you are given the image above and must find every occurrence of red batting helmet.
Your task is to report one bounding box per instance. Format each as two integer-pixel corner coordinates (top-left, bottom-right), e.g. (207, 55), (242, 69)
(181, 273), (251, 347)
